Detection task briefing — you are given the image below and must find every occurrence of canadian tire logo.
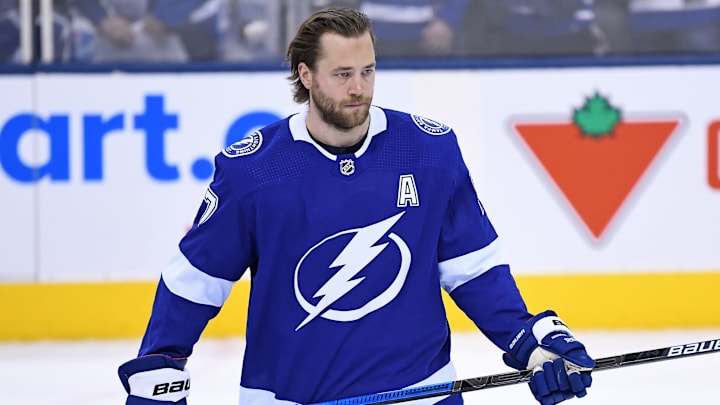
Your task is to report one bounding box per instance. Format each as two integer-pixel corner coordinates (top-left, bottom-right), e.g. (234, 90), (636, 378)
(511, 93), (683, 241)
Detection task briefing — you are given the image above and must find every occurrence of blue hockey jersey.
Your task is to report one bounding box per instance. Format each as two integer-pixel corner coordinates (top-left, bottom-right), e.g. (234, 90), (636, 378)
(138, 106), (532, 404)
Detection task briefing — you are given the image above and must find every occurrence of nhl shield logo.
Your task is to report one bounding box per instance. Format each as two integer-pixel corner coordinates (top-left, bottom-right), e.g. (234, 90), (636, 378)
(339, 159), (355, 176)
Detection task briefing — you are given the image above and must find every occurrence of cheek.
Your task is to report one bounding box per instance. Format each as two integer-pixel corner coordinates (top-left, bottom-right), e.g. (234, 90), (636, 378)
(363, 75), (375, 89)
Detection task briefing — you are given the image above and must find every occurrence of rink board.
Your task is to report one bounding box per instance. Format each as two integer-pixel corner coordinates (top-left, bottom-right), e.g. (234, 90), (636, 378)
(2, 272), (719, 340)
(2, 68), (720, 340)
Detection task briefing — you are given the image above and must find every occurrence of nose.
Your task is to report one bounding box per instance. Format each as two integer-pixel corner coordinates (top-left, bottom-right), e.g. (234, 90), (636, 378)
(348, 75), (364, 96)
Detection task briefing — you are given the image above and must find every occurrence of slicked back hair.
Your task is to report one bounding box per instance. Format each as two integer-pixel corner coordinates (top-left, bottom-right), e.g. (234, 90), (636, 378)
(286, 7), (375, 104)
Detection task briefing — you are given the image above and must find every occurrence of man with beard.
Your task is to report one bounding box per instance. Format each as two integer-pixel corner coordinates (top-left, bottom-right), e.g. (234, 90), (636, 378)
(117, 7), (595, 405)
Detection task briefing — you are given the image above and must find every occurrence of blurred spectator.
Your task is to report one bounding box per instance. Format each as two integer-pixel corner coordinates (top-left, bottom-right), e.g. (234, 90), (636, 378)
(357, 0), (470, 58)
(72, 0), (220, 62)
(625, 0), (720, 54)
(220, 0), (283, 61)
(0, 0), (20, 62)
(465, 0), (607, 57)
(593, 0), (633, 54)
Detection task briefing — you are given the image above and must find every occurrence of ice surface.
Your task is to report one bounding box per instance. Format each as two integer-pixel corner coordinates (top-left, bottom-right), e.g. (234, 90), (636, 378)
(1, 329), (718, 404)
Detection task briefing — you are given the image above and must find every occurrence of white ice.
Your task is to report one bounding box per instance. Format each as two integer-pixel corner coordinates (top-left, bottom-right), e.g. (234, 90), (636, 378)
(1, 329), (718, 404)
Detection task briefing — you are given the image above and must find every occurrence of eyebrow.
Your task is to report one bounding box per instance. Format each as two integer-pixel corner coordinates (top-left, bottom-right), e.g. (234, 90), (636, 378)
(332, 63), (376, 72)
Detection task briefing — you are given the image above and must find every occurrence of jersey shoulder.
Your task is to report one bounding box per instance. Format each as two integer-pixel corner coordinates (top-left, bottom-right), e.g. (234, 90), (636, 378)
(379, 107), (460, 152)
(379, 108), (457, 144)
(371, 107), (463, 174)
(210, 114), (315, 194)
(218, 116), (290, 162)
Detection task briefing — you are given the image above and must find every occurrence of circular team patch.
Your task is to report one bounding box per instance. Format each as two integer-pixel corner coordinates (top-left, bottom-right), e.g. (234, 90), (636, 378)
(411, 115), (451, 135)
(222, 131), (262, 158)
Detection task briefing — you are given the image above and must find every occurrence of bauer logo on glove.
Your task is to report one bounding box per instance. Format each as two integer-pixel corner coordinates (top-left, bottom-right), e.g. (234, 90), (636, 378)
(153, 379), (190, 396)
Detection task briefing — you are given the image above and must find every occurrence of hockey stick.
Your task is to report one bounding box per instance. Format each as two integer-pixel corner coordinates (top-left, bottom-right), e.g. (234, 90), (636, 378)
(310, 337), (720, 405)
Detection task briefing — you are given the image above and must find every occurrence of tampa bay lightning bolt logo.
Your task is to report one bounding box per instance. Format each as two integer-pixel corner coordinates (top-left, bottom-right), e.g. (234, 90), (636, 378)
(411, 115), (451, 135)
(293, 212), (411, 331)
(222, 131), (262, 158)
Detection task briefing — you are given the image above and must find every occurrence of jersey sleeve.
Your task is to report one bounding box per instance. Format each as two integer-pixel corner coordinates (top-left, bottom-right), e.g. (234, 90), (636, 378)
(138, 155), (256, 358)
(437, 140), (531, 350)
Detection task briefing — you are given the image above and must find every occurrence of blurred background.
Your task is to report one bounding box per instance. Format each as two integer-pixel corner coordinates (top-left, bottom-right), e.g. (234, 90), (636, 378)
(1, 0), (719, 361)
(5, 0), (720, 65)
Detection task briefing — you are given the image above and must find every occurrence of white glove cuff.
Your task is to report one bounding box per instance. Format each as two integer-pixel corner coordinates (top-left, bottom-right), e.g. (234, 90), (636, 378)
(127, 367), (191, 402)
(532, 315), (572, 342)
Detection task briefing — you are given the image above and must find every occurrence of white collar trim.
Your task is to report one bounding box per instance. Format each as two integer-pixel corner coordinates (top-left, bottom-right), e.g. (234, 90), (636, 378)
(289, 106), (388, 160)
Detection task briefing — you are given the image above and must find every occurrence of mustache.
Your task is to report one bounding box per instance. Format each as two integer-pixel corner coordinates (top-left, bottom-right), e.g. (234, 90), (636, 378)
(342, 96), (371, 105)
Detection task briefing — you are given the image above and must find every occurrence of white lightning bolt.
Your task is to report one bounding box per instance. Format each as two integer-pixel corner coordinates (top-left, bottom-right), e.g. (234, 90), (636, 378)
(295, 212), (405, 330)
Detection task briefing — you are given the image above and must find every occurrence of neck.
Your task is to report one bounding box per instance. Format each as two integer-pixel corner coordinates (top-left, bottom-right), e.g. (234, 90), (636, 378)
(308, 130), (368, 156)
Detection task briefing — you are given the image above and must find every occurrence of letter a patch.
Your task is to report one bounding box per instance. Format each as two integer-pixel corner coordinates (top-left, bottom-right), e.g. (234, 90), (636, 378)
(397, 174), (419, 207)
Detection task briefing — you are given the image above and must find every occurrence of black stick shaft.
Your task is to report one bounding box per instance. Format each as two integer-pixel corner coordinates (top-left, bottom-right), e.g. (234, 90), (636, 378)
(310, 338), (720, 405)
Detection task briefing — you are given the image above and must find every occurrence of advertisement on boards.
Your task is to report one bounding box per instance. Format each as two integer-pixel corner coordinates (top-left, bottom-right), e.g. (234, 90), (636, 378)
(1, 67), (719, 283)
(471, 66), (719, 273)
(0, 77), (36, 280)
(1, 72), (299, 281)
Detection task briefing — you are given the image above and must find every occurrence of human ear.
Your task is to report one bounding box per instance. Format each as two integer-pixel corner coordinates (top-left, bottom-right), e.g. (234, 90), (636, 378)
(298, 62), (312, 90)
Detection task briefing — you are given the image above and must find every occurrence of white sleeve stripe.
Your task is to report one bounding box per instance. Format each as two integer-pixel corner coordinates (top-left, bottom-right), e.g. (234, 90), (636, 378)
(438, 238), (507, 293)
(161, 249), (234, 307)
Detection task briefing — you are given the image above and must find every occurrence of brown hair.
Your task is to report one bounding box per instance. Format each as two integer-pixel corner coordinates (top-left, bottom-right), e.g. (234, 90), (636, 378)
(286, 7), (375, 104)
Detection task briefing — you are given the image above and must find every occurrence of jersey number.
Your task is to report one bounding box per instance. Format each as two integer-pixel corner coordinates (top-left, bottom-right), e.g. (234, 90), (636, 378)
(198, 188), (219, 225)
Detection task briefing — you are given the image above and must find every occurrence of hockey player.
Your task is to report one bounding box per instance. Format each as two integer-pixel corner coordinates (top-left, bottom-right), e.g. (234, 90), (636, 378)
(118, 6), (595, 405)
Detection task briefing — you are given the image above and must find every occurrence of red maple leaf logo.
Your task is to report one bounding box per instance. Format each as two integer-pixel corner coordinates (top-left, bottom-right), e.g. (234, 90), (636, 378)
(512, 94), (682, 241)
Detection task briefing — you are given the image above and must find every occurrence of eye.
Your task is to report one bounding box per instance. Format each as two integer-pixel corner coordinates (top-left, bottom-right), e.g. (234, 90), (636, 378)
(337, 72), (350, 78)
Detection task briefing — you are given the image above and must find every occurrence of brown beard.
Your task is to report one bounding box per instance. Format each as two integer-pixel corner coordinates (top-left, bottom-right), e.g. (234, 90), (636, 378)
(310, 81), (371, 131)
